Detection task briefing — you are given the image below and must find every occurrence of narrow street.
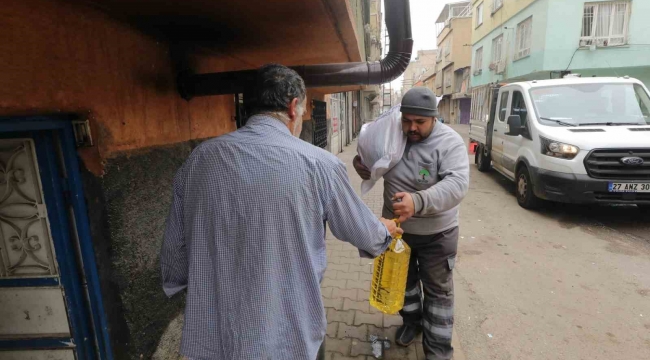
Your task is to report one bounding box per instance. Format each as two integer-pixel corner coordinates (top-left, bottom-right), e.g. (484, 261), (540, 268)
(324, 124), (650, 360)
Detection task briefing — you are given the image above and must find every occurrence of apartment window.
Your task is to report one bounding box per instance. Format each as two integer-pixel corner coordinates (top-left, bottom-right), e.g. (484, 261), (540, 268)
(580, 1), (630, 47)
(474, 47), (483, 75)
(436, 47), (443, 63)
(444, 40), (451, 56)
(515, 17), (533, 60)
(492, 0), (503, 14)
(445, 67), (452, 88)
(476, 3), (484, 28)
(492, 34), (504, 68)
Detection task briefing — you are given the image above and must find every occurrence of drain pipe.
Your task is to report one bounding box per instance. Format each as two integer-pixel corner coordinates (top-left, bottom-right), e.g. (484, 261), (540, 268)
(178, 0), (413, 99)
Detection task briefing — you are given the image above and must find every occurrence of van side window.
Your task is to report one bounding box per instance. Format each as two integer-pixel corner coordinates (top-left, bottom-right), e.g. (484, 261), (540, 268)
(634, 84), (650, 119)
(499, 92), (509, 122)
(510, 91), (528, 125)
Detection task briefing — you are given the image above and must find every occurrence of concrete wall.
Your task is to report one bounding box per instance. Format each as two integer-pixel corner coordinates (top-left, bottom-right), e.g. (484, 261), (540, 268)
(349, 0), (367, 61)
(368, 0), (383, 62)
(436, 16), (473, 95)
(450, 17), (474, 70)
(438, 98), (452, 124)
(0, 0), (239, 358)
(0, 0), (357, 358)
(471, 0), (549, 87)
(403, 50), (437, 93)
(0, 0), (240, 176)
(423, 75), (437, 93)
(437, 26), (454, 76)
(543, 0), (650, 85)
(99, 142), (198, 359)
(471, 0), (538, 45)
(471, 0), (650, 87)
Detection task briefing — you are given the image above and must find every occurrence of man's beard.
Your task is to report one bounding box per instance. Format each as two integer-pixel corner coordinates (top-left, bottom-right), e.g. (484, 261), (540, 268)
(407, 131), (424, 142)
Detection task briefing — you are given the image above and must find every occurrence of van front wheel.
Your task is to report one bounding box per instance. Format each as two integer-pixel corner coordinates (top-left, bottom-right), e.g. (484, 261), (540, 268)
(516, 166), (541, 209)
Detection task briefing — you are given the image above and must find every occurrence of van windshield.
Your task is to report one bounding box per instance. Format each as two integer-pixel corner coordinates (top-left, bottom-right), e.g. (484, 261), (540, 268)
(530, 83), (650, 126)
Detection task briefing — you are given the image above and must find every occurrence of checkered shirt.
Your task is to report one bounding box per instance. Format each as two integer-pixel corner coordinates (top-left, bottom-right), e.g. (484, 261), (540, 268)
(161, 115), (390, 360)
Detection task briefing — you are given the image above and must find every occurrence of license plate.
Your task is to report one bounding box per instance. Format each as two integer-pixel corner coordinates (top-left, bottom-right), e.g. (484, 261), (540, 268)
(608, 182), (650, 193)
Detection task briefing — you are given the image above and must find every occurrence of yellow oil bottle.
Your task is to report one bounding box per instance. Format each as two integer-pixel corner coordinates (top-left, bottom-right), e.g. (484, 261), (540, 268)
(369, 222), (411, 314)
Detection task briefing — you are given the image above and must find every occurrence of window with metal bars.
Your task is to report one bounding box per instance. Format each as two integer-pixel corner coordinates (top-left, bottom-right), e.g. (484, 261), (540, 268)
(580, 1), (630, 47)
(474, 47), (483, 75)
(491, 34), (504, 69)
(515, 17), (533, 60)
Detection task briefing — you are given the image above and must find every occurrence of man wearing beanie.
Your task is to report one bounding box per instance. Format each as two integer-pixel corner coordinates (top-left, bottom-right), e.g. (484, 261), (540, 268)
(353, 87), (470, 360)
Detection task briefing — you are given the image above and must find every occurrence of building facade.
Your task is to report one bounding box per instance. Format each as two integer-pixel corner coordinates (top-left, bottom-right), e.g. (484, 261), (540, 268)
(435, 1), (473, 124)
(324, 0), (382, 155)
(471, 0), (650, 87)
(0, 0), (376, 359)
(401, 50), (438, 95)
(361, 0), (384, 122)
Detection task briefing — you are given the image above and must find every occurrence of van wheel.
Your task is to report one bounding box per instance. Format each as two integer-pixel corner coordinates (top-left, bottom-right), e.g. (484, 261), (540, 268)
(477, 145), (491, 172)
(516, 166), (541, 209)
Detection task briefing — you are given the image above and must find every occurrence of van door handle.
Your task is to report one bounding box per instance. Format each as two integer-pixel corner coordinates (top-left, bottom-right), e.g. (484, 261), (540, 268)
(494, 129), (498, 132)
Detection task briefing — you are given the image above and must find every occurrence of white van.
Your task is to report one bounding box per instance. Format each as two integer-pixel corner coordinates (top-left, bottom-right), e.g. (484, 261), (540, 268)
(469, 77), (650, 209)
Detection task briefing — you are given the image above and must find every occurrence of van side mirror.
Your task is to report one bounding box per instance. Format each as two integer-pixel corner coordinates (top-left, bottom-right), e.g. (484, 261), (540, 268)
(506, 115), (522, 136)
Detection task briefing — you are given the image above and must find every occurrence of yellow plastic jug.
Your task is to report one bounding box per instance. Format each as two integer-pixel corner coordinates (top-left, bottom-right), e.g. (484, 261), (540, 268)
(369, 222), (411, 314)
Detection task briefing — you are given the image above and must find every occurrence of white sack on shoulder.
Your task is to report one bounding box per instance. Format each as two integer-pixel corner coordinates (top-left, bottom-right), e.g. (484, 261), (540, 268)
(357, 105), (406, 195)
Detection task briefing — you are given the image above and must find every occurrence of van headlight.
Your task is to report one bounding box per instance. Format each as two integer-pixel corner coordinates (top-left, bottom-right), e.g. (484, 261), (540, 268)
(540, 137), (579, 159)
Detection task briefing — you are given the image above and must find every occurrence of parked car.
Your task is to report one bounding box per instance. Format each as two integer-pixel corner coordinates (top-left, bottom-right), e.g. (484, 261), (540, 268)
(469, 77), (650, 210)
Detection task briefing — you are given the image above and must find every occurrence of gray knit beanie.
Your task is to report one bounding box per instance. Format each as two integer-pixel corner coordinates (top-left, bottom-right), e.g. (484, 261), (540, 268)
(400, 87), (439, 117)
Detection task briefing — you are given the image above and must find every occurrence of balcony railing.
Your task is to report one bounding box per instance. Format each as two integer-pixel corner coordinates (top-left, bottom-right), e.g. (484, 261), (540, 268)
(436, 4), (472, 36)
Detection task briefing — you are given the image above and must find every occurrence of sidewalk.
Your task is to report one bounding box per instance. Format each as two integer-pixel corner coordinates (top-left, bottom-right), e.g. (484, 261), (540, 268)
(322, 140), (465, 360)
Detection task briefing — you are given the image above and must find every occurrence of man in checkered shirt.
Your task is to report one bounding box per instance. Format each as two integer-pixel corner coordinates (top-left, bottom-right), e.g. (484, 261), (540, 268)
(161, 64), (402, 360)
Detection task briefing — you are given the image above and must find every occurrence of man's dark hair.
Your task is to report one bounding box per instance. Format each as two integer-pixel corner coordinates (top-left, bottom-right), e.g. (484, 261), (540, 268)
(246, 64), (307, 115)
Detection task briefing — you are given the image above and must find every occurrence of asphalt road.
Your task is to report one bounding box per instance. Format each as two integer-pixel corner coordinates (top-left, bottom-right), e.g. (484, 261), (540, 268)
(449, 124), (650, 360)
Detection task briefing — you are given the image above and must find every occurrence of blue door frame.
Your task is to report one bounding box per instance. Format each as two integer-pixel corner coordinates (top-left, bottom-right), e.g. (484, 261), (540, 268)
(0, 116), (113, 360)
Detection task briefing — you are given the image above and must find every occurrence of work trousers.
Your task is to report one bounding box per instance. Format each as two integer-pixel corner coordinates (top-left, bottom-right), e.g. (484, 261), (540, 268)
(399, 227), (459, 360)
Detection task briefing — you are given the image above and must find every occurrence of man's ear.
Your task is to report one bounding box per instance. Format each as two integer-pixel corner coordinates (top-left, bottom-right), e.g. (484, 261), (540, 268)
(289, 98), (300, 120)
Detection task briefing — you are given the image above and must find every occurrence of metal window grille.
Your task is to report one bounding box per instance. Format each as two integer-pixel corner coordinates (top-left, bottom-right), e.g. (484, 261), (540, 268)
(515, 17), (533, 60)
(492, 34), (503, 67)
(580, 1), (629, 47)
(313, 100), (327, 148)
(474, 47), (483, 74)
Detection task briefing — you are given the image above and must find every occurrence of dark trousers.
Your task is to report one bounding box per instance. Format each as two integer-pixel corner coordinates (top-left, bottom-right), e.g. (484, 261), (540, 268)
(316, 338), (325, 360)
(399, 227), (458, 360)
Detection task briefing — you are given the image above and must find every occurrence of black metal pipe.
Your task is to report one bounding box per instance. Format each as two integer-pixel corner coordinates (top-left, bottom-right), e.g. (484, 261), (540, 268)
(178, 0), (413, 100)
